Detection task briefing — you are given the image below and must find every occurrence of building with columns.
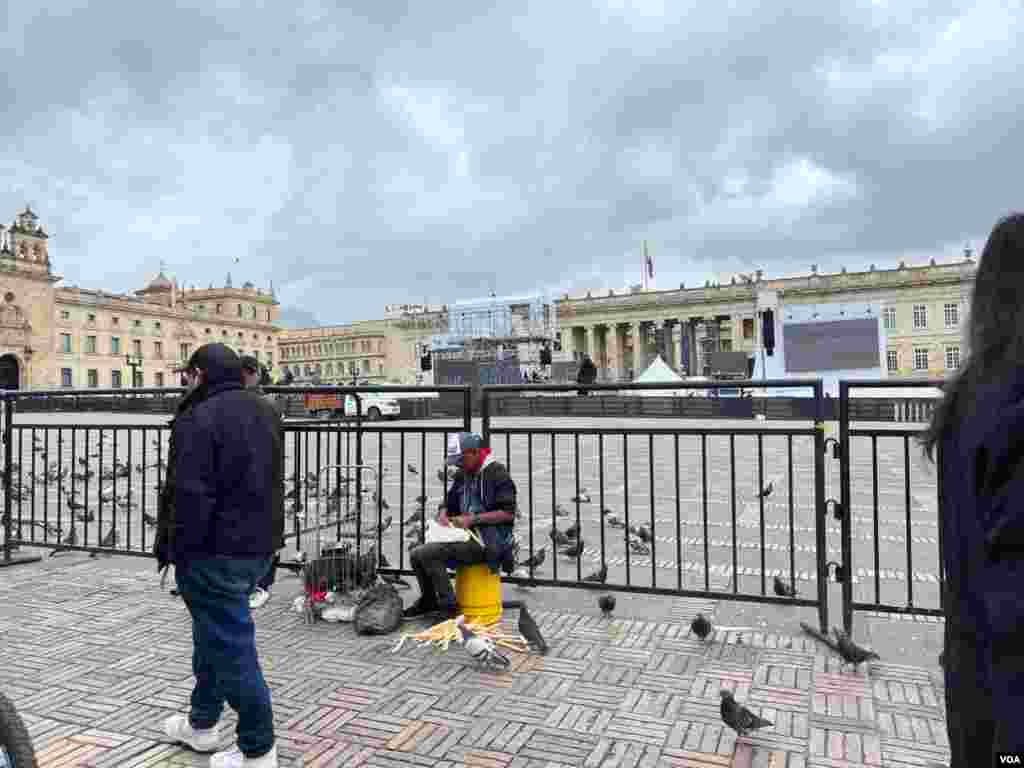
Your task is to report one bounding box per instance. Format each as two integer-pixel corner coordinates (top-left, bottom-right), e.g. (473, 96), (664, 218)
(0, 206), (281, 390)
(556, 255), (977, 383)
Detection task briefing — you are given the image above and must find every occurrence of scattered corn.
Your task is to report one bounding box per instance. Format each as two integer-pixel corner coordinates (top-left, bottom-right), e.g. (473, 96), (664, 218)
(391, 616), (530, 655)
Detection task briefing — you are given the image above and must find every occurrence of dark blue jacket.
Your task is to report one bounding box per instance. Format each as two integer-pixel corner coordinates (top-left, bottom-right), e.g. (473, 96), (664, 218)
(940, 369), (1024, 763)
(445, 456), (517, 574)
(172, 377), (284, 564)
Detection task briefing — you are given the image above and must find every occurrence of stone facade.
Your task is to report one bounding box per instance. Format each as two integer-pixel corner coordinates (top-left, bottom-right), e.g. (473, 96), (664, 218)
(0, 207), (281, 390)
(278, 309), (447, 385)
(556, 257), (977, 382)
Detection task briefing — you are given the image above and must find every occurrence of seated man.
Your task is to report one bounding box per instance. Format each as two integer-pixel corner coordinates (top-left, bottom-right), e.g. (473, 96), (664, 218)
(405, 432), (516, 619)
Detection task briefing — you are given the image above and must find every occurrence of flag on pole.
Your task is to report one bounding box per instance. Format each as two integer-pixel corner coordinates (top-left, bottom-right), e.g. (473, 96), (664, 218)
(642, 241), (654, 289)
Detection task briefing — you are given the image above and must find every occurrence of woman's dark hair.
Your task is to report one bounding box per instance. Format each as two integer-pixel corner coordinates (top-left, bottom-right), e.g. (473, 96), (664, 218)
(919, 213), (1024, 462)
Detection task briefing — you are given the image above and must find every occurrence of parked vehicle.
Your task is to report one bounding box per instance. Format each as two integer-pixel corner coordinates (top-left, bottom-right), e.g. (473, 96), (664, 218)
(303, 392), (401, 421)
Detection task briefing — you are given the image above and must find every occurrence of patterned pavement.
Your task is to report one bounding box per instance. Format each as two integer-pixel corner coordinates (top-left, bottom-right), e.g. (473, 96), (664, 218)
(0, 557), (949, 768)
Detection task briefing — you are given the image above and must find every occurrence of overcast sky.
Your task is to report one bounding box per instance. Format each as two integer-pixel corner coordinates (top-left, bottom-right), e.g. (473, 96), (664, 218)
(1, 1), (1019, 326)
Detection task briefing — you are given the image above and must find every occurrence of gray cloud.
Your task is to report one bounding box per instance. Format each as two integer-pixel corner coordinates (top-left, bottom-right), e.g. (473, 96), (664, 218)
(1, 0), (1019, 322)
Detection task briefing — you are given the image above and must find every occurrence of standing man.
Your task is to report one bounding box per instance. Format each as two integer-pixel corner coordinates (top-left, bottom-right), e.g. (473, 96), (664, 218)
(404, 432), (517, 619)
(162, 344), (282, 768)
(240, 355), (284, 609)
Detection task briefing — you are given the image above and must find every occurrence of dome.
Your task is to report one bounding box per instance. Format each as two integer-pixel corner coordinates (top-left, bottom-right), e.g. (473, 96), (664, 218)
(146, 270), (173, 291)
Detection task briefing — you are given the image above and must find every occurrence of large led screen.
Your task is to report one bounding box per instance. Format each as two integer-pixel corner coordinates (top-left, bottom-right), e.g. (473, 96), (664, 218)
(783, 318), (880, 373)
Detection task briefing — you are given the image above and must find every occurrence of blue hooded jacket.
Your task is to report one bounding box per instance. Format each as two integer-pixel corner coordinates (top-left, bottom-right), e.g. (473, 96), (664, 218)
(444, 454), (517, 573)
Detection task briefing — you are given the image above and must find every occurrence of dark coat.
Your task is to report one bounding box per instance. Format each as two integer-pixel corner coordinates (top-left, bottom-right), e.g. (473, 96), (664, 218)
(940, 370), (1024, 764)
(153, 386), (204, 572)
(577, 357), (598, 386)
(171, 378), (284, 564)
(444, 457), (517, 574)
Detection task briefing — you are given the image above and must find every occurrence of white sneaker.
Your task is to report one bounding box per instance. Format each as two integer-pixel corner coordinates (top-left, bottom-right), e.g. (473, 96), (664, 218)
(210, 743), (278, 768)
(164, 714), (221, 753)
(249, 588), (271, 609)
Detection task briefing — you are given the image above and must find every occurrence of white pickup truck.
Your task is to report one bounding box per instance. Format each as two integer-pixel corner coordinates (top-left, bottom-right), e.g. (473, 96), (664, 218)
(304, 392), (401, 420)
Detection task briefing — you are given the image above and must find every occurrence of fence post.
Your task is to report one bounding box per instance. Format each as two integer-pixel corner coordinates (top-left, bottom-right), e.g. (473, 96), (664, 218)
(462, 386), (472, 433)
(0, 394), (39, 568)
(839, 381), (854, 635)
(2, 395), (11, 564)
(813, 380), (830, 633)
(353, 393), (363, 550)
(480, 388), (491, 448)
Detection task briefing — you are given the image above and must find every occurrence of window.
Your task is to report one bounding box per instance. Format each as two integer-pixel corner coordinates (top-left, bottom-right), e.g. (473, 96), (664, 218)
(87, 313), (96, 323)
(154, 341), (163, 358)
(111, 370), (122, 388)
(742, 318), (754, 339)
(112, 316), (120, 326)
(85, 335), (97, 354)
(111, 336), (121, 354)
(883, 307), (896, 331)
(132, 339), (142, 356)
(180, 343), (191, 361)
(886, 350), (898, 373)
(266, 309), (271, 321)
(237, 304), (243, 317)
(60, 310), (70, 320)
(362, 359), (370, 373)
(913, 348), (929, 370)
(133, 319), (141, 328)
(946, 345), (961, 370)
(61, 368), (72, 387)
(944, 303), (959, 328)
(266, 352), (273, 366)
(216, 303), (223, 314)
(205, 328), (211, 335)
(87, 369), (98, 388)
(154, 321), (161, 331)
(60, 333), (71, 353)
(912, 304), (927, 330)
(378, 363), (384, 376)
(155, 372), (164, 387)
(326, 362), (333, 376)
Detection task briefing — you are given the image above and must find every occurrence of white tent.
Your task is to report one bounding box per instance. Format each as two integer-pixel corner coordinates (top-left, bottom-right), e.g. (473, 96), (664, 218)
(633, 355), (686, 396)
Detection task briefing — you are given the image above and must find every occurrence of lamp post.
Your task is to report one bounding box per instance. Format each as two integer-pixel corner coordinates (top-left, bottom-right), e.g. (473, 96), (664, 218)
(125, 353), (143, 388)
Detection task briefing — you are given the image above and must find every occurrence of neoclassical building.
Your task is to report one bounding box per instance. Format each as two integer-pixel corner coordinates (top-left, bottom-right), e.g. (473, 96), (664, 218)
(0, 207), (281, 390)
(556, 255), (977, 382)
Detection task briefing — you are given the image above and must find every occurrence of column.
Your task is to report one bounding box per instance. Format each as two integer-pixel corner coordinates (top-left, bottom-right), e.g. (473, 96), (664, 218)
(583, 325), (594, 360)
(605, 324), (620, 382)
(629, 322), (641, 379)
(687, 319), (700, 376)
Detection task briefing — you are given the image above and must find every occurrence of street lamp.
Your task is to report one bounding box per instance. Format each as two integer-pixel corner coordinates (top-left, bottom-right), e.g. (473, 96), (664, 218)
(125, 353), (143, 388)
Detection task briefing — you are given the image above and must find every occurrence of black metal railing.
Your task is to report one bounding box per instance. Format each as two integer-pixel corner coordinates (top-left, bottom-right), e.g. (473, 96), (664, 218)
(836, 379), (945, 634)
(479, 380), (831, 631)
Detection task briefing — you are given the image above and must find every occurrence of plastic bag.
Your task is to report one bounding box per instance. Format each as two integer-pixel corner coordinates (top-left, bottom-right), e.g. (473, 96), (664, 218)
(425, 519), (471, 544)
(353, 582), (404, 635)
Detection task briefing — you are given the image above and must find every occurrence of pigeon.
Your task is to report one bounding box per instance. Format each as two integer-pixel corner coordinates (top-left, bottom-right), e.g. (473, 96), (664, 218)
(549, 526), (570, 546)
(606, 514), (625, 528)
(601, 507), (614, 517)
(407, 464), (418, 475)
(719, 690), (773, 736)
(757, 481), (774, 499)
(565, 521), (580, 540)
(518, 604), (548, 654)
(560, 540), (584, 558)
(773, 576), (797, 597)
(630, 524), (652, 543)
(436, 468), (447, 484)
(415, 494), (428, 506)
(582, 564), (608, 583)
(570, 493), (591, 504)
(372, 492), (390, 510)
(519, 547), (546, 569)
(832, 628), (880, 668)
(627, 537), (650, 555)
(553, 503), (569, 518)
(142, 512), (158, 527)
(598, 594), (616, 617)
(456, 616), (510, 669)
(691, 613), (713, 641)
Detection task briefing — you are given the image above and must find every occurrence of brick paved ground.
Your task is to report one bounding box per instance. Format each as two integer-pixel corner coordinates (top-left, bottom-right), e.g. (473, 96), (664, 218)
(0, 556), (949, 768)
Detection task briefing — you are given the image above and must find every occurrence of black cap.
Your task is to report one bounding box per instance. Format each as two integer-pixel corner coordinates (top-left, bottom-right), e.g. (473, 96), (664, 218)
(173, 343), (242, 385)
(239, 355), (260, 373)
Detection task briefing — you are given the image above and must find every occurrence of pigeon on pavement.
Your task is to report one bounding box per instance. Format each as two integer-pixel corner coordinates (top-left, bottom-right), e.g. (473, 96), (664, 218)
(832, 628), (880, 668)
(691, 613), (712, 641)
(519, 547), (546, 569)
(582, 564), (607, 583)
(518, 604), (548, 654)
(720, 690), (773, 736)
(598, 594), (616, 618)
(773, 576), (797, 597)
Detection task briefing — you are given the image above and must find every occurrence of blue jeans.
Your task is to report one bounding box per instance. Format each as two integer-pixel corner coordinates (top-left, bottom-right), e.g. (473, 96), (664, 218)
(175, 556), (275, 758)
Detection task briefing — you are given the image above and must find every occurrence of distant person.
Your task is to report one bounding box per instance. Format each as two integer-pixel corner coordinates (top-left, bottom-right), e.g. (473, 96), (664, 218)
(576, 354), (597, 395)
(919, 212), (1024, 766)
(404, 432), (517, 619)
(162, 344), (283, 768)
(240, 356), (285, 610)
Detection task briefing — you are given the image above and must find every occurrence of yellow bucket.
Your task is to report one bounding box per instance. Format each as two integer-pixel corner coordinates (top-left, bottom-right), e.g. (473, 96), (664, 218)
(455, 563), (503, 625)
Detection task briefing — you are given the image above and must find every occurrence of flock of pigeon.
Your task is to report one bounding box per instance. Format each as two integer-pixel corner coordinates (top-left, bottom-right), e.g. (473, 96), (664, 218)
(7, 432), (169, 556)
